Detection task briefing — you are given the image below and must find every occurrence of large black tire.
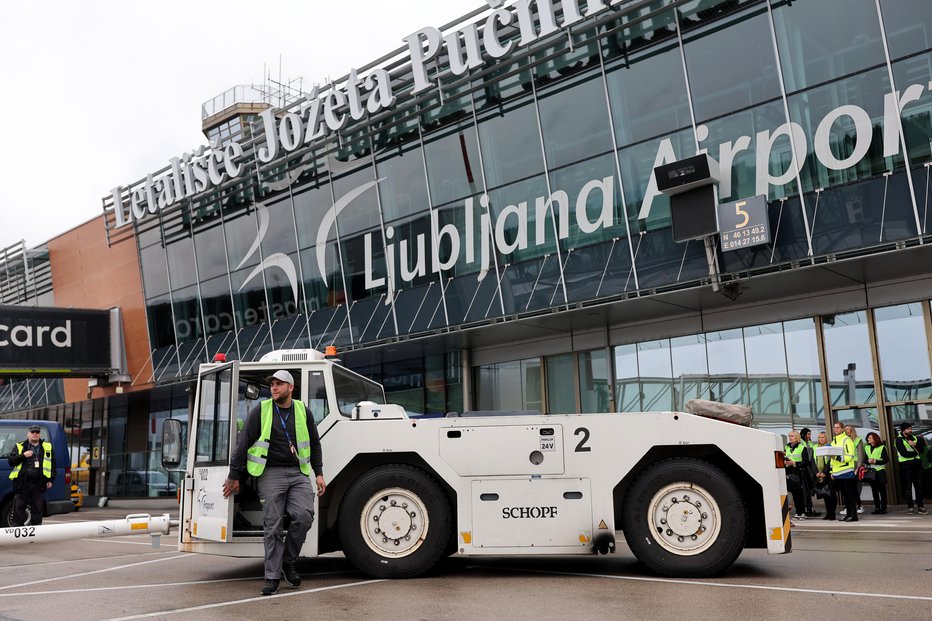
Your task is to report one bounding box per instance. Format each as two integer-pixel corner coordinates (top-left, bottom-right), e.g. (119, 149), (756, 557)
(338, 465), (452, 579)
(621, 458), (746, 578)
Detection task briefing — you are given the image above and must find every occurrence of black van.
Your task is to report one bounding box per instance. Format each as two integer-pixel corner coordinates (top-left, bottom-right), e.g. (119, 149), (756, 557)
(0, 420), (74, 526)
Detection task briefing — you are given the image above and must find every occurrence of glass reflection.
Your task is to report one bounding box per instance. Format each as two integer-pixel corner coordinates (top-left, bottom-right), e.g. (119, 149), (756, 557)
(771, 0), (885, 93)
(874, 303), (932, 402)
(822, 311), (876, 407)
(546, 354), (576, 414)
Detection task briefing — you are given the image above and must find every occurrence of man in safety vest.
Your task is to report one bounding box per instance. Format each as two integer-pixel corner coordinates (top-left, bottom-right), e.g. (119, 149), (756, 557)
(7, 424), (56, 526)
(894, 422), (927, 515)
(785, 430), (808, 519)
(830, 421), (859, 522)
(223, 370), (326, 596)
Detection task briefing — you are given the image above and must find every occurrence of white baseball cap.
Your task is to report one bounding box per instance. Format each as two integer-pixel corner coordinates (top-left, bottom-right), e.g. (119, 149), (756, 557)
(266, 370), (295, 385)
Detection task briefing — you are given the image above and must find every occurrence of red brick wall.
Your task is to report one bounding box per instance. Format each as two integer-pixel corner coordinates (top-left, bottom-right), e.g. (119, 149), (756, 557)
(46, 216), (152, 402)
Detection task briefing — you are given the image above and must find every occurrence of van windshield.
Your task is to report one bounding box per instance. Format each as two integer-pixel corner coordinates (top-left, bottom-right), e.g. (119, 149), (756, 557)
(332, 367), (385, 415)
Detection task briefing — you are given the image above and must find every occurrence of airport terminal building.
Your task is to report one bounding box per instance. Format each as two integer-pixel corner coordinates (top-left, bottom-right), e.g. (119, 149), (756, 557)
(4, 0), (932, 497)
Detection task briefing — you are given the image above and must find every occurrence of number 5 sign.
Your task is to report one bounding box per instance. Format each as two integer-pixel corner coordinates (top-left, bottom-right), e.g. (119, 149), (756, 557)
(717, 195), (771, 252)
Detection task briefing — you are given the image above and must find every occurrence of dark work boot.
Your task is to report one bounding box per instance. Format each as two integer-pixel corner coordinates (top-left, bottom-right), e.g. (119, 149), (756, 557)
(282, 562), (302, 587)
(261, 579), (280, 596)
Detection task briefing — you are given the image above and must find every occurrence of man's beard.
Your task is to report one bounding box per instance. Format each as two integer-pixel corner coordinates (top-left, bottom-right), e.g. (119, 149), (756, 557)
(274, 393), (291, 405)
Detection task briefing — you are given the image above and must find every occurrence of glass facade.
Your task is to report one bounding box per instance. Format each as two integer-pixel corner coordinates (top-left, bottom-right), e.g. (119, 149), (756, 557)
(132, 2), (932, 380)
(478, 302), (932, 442)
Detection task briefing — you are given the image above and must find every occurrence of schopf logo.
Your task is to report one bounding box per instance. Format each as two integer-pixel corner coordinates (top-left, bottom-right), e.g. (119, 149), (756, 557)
(0, 320), (71, 349)
(502, 506), (559, 519)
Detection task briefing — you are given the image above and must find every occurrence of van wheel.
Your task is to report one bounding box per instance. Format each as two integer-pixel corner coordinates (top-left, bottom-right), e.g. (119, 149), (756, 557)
(339, 465), (452, 578)
(621, 458), (746, 578)
(0, 499), (12, 527)
(1, 500), (30, 527)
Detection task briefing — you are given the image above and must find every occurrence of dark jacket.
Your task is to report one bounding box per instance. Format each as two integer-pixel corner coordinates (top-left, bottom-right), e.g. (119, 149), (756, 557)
(7, 439), (56, 492)
(228, 400), (323, 481)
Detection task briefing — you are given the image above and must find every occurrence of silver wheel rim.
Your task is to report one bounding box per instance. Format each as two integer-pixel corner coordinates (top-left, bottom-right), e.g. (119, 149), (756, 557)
(647, 482), (721, 556)
(359, 487), (430, 558)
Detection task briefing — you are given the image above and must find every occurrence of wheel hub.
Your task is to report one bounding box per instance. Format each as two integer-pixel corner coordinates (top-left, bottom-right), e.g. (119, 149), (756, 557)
(360, 487), (429, 558)
(648, 483), (721, 556)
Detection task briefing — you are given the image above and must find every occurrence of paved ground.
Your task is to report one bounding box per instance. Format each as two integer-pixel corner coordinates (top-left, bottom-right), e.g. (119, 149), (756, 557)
(1, 504), (930, 621)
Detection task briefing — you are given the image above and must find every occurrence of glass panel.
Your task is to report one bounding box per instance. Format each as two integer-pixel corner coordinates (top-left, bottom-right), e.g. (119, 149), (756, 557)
(376, 141), (430, 223)
(834, 407), (880, 436)
(293, 183), (333, 251)
(671, 334), (708, 408)
(605, 37), (690, 147)
(423, 123), (482, 207)
(191, 220), (228, 282)
(822, 311), (876, 408)
(879, 0), (932, 61)
(744, 322), (790, 430)
(165, 236), (197, 290)
(546, 354), (576, 414)
(224, 207), (260, 271)
(771, 0), (886, 93)
(139, 244), (169, 298)
(194, 367), (232, 464)
(537, 74), (613, 169)
(683, 5), (782, 122)
(579, 349), (611, 413)
(614, 344), (641, 412)
(332, 166), (381, 238)
(259, 196), (299, 258)
(171, 285), (201, 344)
(783, 318), (824, 424)
(332, 367), (386, 416)
(637, 339), (674, 411)
(874, 303), (932, 402)
(706, 329), (747, 405)
(474, 358), (542, 412)
(199, 276), (236, 338)
(477, 98), (545, 189)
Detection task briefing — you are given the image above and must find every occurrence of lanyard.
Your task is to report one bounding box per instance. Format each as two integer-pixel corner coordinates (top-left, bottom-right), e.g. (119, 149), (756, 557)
(274, 403), (293, 446)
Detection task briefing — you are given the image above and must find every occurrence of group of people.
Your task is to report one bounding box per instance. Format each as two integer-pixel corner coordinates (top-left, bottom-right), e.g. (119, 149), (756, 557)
(784, 422), (928, 522)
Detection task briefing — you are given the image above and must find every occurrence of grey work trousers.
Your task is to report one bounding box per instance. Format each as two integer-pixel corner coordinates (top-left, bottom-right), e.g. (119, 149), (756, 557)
(257, 467), (315, 580)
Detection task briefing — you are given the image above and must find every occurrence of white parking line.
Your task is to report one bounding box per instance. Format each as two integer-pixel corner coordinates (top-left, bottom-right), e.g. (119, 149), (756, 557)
(81, 537), (178, 547)
(0, 550), (169, 570)
(0, 571), (356, 597)
(480, 567), (932, 603)
(0, 554), (191, 591)
(104, 579), (388, 620)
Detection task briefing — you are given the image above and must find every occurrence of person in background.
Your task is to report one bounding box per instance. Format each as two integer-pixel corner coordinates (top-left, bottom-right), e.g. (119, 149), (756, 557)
(844, 425), (866, 515)
(864, 432), (888, 515)
(813, 431), (836, 520)
(831, 421), (859, 522)
(785, 430), (807, 520)
(7, 424), (56, 526)
(894, 422), (928, 515)
(798, 427), (819, 517)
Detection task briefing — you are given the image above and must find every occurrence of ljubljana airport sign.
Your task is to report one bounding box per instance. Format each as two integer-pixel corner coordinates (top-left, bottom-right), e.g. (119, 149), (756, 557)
(108, 0), (931, 285)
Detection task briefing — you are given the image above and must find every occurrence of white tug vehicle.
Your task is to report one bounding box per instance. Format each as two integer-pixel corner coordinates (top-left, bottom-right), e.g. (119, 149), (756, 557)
(1, 348), (790, 577)
(165, 348), (790, 578)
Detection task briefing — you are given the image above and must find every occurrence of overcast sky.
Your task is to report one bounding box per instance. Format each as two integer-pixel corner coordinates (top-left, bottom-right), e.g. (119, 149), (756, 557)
(0, 0), (482, 251)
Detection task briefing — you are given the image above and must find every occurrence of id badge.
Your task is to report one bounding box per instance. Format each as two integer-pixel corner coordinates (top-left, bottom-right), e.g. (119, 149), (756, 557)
(34, 460), (39, 468)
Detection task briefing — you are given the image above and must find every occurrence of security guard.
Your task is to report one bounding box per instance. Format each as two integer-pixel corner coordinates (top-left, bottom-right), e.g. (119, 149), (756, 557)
(7, 424), (55, 526)
(223, 370), (326, 596)
(894, 422), (928, 515)
(785, 430), (807, 519)
(830, 421), (858, 522)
